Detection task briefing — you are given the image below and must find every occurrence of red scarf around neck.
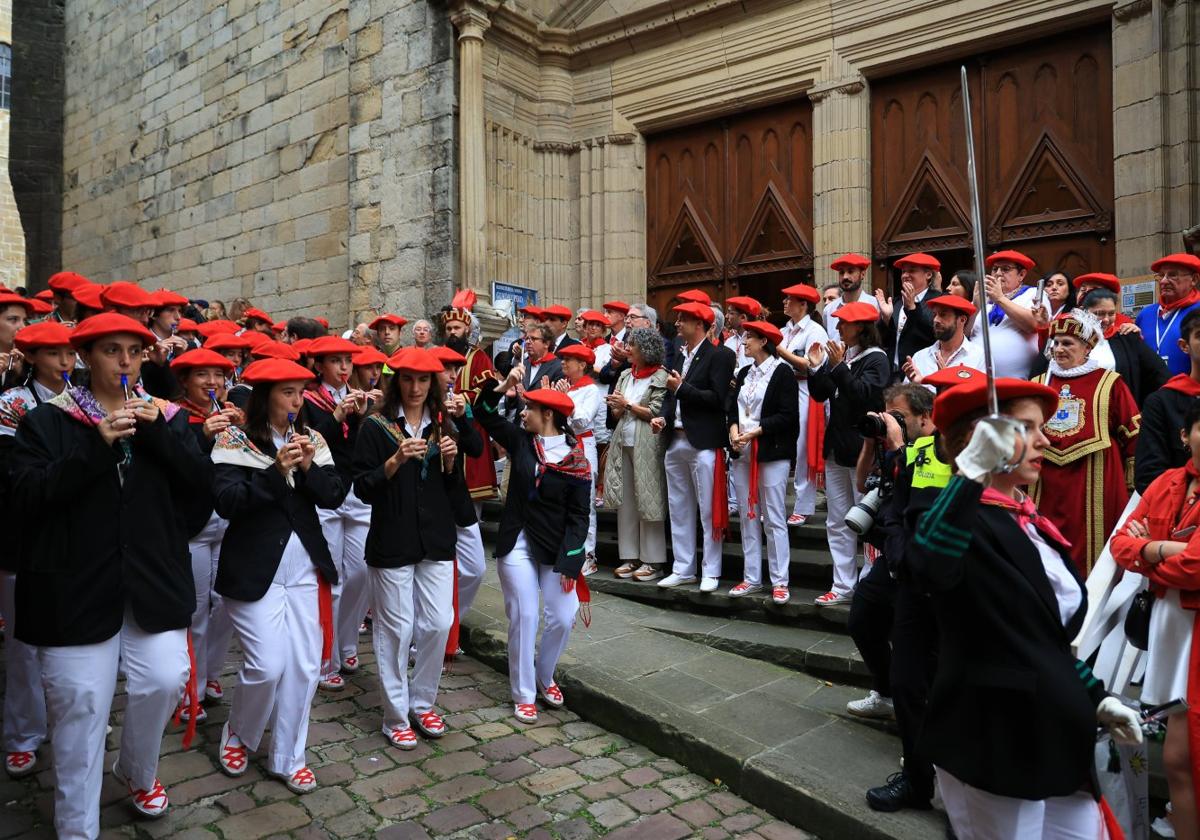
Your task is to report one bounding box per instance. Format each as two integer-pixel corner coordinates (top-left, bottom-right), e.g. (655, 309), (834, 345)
(1160, 289), (1200, 312)
(631, 365), (661, 380)
(1164, 374), (1200, 396)
(532, 352), (557, 366)
(585, 337), (606, 349)
(980, 487), (1071, 548)
(568, 376), (595, 391)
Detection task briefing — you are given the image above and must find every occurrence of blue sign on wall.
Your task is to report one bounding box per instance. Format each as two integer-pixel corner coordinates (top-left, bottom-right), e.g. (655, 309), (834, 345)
(491, 282), (537, 359)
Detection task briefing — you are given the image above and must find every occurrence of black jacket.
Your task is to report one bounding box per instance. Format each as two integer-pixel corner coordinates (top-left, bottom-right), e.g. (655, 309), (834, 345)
(213, 431), (346, 602)
(808, 348), (891, 467)
(1134, 384), (1196, 493)
(303, 388), (367, 486)
(725, 360), (799, 462)
(169, 410), (221, 538)
(10, 401), (209, 646)
(352, 412), (464, 566)
(475, 379), (590, 577)
(504, 356), (565, 416)
(662, 339), (736, 451)
(451, 411), (484, 527)
(883, 291), (941, 376)
(909, 476), (1108, 800)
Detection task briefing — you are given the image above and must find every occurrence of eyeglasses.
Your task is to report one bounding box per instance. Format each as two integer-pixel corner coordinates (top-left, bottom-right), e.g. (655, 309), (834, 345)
(1157, 271), (1193, 281)
(991, 264), (1019, 274)
(626, 313), (648, 322)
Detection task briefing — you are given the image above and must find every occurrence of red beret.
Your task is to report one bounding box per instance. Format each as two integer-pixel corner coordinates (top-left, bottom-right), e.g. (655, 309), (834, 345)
(932, 378), (1058, 431)
(315, 317), (329, 330)
(1072, 273), (1122, 294)
(34, 289), (54, 301)
(15, 321), (73, 351)
(725, 296), (762, 317)
(26, 298), (52, 316)
(675, 289), (712, 306)
(519, 305), (546, 321)
(271, 320), (287, 333)
(240, 358), (315, 385)
(149, 289), (189, 308)
(830, 253), (871, 272)
(0, 293), (34, 315)
(291, 338), (313, 356)
(100, 281), (155, 310)
(47, 271), (90, 293)
(1151, 253), (1200, 275)
(68, 313), (156, 348)
(985, 250), (1035, 271)
(195, 320), (242, 338)
(369, 313), (408, 331)
(353, 346), (388, 366)
(242, 307), (273, 325)
(830, 301), (879, 324)
(928, 295), (978, 318)
(781, 283), (820, 303)
(742, 320), (783, 345)
(71, 283), (105, 310)
(177, 318), (200, 333)
(524, 388), (575, 416)
(251, 342), (302, 362)
(543, 304), (574, 320)
(602, 300), (630, 314)
(241, 331), (274, 350)
(386, 347), (444, 373)
(921, 365), (986, 392)
(557, 344), (596, 365)
(429, 345), (468, 366)
(896, 253), (942, 272)
(672, 301), (715, 326)
(202, 333), (253, 352)
(306, 336), (359, 357)
(579, 309), (609, 325)
(170, 348), (236, 373)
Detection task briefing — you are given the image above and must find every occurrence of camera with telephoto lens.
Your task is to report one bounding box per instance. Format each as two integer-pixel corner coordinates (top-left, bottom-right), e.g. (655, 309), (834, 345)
(856, 409), (908, 439)
(845, 473), (892, 536)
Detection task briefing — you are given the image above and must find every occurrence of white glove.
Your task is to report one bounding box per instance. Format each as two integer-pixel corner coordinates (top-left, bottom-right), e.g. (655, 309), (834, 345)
(1097, 696), (1143, 746)
(955, 415), (1024, 482)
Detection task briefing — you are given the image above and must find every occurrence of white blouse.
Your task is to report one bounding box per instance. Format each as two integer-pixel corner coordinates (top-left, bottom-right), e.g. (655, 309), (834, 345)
(736, 356), (781, 435)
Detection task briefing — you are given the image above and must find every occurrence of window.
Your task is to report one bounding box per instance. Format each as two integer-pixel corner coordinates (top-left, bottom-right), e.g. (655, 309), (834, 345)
(0, 44), (11, 111)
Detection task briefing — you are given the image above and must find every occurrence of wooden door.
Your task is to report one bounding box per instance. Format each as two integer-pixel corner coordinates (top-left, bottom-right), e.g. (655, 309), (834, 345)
(871, 24), (1113, 289)
(645, 101), (814, 317)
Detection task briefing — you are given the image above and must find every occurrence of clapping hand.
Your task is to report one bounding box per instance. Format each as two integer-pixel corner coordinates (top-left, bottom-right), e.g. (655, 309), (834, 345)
(874, 288), (894, 321)
(825, 340), (846, 368)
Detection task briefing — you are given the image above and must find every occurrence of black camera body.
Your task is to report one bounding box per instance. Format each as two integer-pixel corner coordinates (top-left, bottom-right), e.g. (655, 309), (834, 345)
(856, 409), (908, 439)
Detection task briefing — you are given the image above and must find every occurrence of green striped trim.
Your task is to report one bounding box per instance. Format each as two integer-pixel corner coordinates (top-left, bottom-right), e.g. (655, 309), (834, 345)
(566, 547), (583, 557)
(916, 526), (970, 555)
(1074, 660), (1099, 690)
(478, 399), (498, 414)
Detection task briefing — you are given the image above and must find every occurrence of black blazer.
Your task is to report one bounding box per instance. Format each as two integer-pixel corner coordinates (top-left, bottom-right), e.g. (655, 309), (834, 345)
(909, 476), (1108, 800)
(1134, 386), (1194, 493)
(451, 412), (484, 527)
(808, 348), (891, 467)
(553, 335), (581, 351)
(169, 411), (221, 538)
(662, 339), (736, 450)
(213, 431), (346, 602)
(883, 290), (941, 374)
(352, 412), (465, 566)
(725, 361), (799, 462)
(10, 403), (209, 646)
(304, 388), (367, 486)
(476, 379), (590, 577)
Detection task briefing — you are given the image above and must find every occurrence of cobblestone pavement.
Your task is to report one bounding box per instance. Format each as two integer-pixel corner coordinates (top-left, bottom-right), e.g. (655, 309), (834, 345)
(0, 639), (814, 839)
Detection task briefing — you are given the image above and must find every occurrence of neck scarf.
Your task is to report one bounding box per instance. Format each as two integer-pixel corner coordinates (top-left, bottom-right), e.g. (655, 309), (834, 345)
(303, 382), (350, 439)
(631, 365), (661, 380)
(585, 337), (606, 349)
(980, 486), (1071, 548)
(568, 376), (595, 391)
(211, 423), (334, 487)
(988, 285), (1030, 326)
(533, 434), (591, 485)
(533, 352), (557, 366)
(48, 385), (181, 477)
(1161, 289), (1200, 313)
(1164, 373), (1200, 396)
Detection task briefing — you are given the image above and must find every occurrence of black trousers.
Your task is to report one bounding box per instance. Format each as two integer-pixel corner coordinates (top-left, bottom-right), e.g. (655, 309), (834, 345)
(847, 555), (896, 696)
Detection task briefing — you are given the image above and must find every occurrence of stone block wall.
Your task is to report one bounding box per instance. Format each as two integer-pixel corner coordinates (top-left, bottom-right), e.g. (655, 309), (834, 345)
(0, 2), (25, 290)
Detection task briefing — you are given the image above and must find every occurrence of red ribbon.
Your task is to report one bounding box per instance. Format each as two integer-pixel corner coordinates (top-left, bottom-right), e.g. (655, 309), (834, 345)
(713, 452), (729, 542)
(170, 630), (200, 750)
(805, 394), (826, 487)
(746, 438), (760, 521)
(318, 577), (334, 674)
(445, 556), (461, 659)
(576, 574), (591, 628)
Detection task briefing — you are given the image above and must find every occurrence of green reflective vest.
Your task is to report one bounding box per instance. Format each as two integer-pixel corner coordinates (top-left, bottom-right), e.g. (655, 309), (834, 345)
(906, 434), (951, 490)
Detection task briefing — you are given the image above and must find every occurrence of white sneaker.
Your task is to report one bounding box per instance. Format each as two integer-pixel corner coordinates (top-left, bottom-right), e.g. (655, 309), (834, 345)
(846, 690), (895, 720)
(699, 577), (719, 593)
(658, 573), (697, 588)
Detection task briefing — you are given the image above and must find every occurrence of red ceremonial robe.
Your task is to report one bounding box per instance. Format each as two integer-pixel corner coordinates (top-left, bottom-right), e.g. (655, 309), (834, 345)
(1032, 367), (1140, 577)
(457, 346), (498, 500)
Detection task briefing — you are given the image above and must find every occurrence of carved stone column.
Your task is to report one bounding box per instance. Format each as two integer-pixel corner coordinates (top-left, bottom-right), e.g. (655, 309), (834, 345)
(809, 76), (871, 287)
(451, 3), (491, 295)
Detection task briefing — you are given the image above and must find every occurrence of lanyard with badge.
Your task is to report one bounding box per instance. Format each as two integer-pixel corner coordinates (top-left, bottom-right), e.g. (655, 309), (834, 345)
(1155, 307), (1181, 366)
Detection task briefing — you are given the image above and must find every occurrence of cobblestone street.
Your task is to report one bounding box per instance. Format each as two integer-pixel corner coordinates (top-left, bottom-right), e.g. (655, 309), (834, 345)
(0, 640), (812, 839)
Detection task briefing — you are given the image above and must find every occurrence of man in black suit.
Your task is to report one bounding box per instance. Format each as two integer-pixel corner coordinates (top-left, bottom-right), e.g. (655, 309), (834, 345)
(543, 305), (581, 351)
(656, 302), (735, 592)
(503, 323), (564, 415)
(877, 253), (943, 382)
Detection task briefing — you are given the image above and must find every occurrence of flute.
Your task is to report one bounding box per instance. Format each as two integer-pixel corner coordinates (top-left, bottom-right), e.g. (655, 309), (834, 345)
(286, 411), (296, 442)
(61, 371), (71, 389)
(208, 389), (222, 414)
(121, 373), (131, 401)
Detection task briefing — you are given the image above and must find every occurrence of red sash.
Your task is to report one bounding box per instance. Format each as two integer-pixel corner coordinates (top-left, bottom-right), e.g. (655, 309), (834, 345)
(746, 438), (761, 520)
(318, 578), (334, 675)
(170, 631), (201, 749)
(445, 557), (461, 659)
(806, 396), (826, 487)
(713, 453), (729, 541)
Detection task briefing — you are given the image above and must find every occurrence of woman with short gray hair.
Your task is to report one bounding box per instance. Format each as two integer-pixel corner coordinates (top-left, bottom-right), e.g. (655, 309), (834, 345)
(603, 327), (668, 581)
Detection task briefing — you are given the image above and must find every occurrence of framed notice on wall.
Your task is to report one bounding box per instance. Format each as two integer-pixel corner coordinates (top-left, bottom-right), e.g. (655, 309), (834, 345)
(491, 282), (538, 359)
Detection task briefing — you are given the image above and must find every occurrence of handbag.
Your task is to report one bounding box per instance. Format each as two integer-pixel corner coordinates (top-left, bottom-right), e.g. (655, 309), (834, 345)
(1123, 587), (1155, 651)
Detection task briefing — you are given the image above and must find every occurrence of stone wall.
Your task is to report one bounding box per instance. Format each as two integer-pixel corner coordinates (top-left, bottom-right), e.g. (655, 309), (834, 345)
(0, 2), (25, 289)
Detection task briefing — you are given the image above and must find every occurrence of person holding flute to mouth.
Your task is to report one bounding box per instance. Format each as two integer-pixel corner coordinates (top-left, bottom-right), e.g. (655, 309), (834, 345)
(8, 313), (209, 835)
(301, 335), (374, 691)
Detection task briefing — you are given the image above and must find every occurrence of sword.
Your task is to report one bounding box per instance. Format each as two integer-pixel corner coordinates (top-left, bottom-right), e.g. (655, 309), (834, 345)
(960, 65), (999, 417)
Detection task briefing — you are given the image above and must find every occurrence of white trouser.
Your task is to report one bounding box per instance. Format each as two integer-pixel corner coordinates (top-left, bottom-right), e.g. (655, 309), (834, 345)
(936, 767), (1111, 840)
(497, 533), (578, 704)
(1, 572), (47, 752)
(40, 614), (188, 840)
(224, 536), (321, 775)
(456, 522), (487, 619)
(371, 561), (454, 731)
(824, 463), (862, 596)
(582, 435), (598, 554)
(663, 434), (722, 579)
(793, 388), (818, 516)
(727, 459), (738, 511)
(318, 491), (370, 675)
(616, 447), (666, 562)
(188, 517), (234, 690)
(732, 458), (791, 587)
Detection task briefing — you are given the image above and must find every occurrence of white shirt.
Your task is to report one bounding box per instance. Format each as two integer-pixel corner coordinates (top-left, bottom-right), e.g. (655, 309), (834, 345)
(401, 407), (432, 439)
(1025, 519), (1083, 626)
(908, 336), (986, 383)
(538, 433), (570, 463)
(618, 373), (654, 447)
(780, 316), (830, 396)
(736, 356), (781, 434)
(724, 332), (750, 372)
(970, 285), (1051, 379)
(323, 381), (349, 402)
(826, 292), (881, 342)
(566, 381), (602, 437)
(1090, 337), (1117, 372)
(592, 342), (612, 372)
(673, 339), (704, 429)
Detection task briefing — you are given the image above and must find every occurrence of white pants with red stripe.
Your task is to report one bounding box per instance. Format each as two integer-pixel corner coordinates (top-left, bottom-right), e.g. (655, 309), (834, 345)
(792, 388), (818, 516)
(936, 767), (1112, 839)
(824, 463), (863, 597)
(1, 572), (46, 754)
(663, 434), (723, 580)
(456, 523), (486, 619)
(731, 458), (791, 587)
(371, 561), (454, 733)
(39, 614), (188, 840)
(319, 490), (370, 677)
(189, 514), (235, 690)
(582, 435), (598, 554)
(224, 536), (321, 776)
(497, 533), (578, 704)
